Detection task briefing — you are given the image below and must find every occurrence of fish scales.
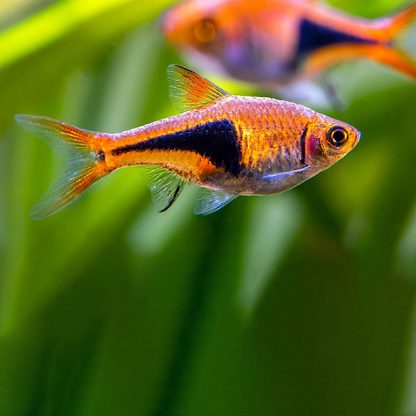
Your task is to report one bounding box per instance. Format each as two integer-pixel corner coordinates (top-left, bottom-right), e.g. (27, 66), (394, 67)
(106, 96), (305, 178)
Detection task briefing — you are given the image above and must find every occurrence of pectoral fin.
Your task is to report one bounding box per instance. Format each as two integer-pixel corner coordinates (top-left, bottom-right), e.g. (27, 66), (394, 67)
(194, 188), (237, 215)
(263, 166), (310, 180)
(262, 167), (311, 191)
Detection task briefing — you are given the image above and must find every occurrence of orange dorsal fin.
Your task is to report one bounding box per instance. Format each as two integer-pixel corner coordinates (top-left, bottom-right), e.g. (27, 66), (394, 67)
(167, 64), (230, 112)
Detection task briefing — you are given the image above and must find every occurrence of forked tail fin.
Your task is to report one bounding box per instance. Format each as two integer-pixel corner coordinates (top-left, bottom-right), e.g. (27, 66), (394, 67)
(363, 2), (416, 79)
(378, 2), (416, 39)
(15, 115), (108, 219)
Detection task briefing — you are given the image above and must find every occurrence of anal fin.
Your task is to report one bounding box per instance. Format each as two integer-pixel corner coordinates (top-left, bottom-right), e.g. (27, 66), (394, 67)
(194, 188), (237, 215)
(142, 167), (185, 213)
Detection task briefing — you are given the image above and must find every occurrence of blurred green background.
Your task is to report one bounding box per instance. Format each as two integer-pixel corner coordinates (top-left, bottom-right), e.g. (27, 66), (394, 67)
(0, 1), (415, 415)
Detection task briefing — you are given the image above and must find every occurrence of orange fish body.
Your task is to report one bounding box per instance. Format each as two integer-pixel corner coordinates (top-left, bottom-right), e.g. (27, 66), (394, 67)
(161, 0), (416, 88)
(16, 66), (360, 218)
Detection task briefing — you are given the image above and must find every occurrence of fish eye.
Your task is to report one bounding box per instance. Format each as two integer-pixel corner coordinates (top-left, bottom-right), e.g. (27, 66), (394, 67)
(192, 18), (217, 44)
(327, 126), (348, 148)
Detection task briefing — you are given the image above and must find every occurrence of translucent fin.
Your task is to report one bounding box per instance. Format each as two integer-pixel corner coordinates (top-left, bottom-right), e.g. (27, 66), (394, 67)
(141, 167), (185, 212)
(15, 115), (95, 150)
(263, 167), (310, 181)
(320, 78), (345, 112)
(167, 64), (230, 112)
(278, 79), (340, 110)
(193, 188), (237, 215)
(15, 114), (107, 219)
(30, 154), (105, 220)
(261, 167), (311, 194)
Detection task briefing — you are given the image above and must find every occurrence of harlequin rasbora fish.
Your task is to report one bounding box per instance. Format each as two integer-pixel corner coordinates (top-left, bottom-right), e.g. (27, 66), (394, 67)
(15, 65), (360, 219)
(161, 0), (416, 100)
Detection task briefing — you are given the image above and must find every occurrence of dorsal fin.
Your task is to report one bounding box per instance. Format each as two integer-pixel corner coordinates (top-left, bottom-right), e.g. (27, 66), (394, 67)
(167, 64), (230, 112)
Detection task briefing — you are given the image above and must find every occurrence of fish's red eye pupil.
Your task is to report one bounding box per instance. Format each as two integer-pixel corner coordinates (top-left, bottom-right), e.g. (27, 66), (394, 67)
(193, 18), (217, 44)
(327, 126), (348, 147)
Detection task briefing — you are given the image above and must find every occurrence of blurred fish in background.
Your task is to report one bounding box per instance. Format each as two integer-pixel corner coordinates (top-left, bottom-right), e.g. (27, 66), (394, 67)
(161, 0), (416, 106)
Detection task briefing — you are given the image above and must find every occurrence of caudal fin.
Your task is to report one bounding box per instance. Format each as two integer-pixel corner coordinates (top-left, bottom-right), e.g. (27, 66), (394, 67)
(366, 2), (416, 79)
(379, 2), (416, 39)
(365, 45), (416, 79)
(15, 115), (108, 219)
